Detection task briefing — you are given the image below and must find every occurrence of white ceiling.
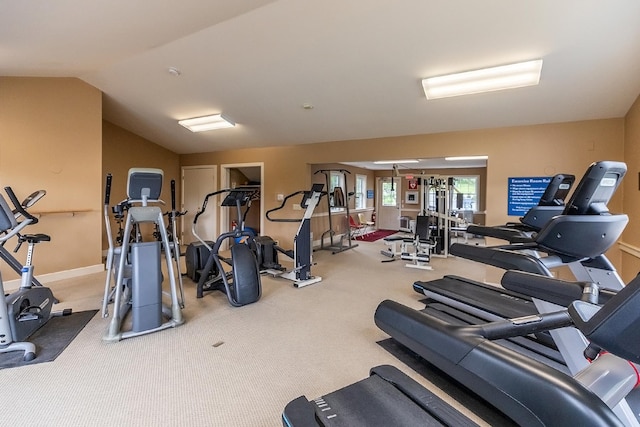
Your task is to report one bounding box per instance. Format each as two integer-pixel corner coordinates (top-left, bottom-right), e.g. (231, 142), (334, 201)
(3, 1), (640, 156)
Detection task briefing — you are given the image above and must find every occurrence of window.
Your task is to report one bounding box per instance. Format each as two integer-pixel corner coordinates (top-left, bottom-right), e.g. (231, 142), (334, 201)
(330, 171), (344, 195)
(355, 174), (366, 210)
(451, 176), (479, 212)
(330, 171), (345, 211)
(381, 180), (397, 207)
(426, 177), (446, 211)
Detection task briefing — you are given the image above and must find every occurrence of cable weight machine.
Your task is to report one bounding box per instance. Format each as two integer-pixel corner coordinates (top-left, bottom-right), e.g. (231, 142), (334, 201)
(421, 176), (467, 257)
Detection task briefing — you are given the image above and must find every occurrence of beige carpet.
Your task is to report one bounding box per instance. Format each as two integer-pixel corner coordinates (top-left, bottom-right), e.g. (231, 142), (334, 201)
(0, 236), (499, 426)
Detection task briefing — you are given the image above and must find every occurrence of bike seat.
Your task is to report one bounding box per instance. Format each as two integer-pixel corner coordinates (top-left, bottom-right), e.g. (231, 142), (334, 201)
(20, 233), (51, 244)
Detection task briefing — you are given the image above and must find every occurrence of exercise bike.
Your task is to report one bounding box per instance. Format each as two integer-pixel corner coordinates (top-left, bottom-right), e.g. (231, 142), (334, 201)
(0, 188), (59, 302)
(0, 187), (70, 361)
(187, 186), (261, 306)
(253, 183), (324, 288)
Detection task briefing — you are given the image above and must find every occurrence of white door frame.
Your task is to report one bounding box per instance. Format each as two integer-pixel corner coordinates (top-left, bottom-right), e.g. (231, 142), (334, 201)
(180, 165), (217, 244)
(220, 162), (265, 237)
(376, 176), (401, 230)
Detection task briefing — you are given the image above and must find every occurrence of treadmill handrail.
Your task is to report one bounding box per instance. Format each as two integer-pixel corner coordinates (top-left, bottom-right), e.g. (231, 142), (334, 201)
(501, 270), (616, 307)
(449, 243), (553, 275)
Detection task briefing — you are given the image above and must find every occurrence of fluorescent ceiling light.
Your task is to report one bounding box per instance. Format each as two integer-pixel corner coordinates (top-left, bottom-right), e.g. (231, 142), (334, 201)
(373, 159), (419, 164)
(422, 59), (543, 100)
(445, 156), (488, 161)
(178, 114), (235, 132)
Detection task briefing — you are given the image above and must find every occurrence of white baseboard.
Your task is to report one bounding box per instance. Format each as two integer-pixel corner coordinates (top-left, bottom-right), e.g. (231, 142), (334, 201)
(4, 264), (104, 288)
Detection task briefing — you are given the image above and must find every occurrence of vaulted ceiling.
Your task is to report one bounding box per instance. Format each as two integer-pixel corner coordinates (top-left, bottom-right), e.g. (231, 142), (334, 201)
(3, 1), (640, 155)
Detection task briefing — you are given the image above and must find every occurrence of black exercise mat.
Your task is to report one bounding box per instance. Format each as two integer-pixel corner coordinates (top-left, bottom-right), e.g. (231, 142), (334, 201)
(0, 310), (97, 370)
(377, 338), (516, 427)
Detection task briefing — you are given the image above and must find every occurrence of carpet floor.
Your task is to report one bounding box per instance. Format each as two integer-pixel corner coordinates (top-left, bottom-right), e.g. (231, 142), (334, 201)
(355, 229), (398, 242)
(0, 236), (499, 426)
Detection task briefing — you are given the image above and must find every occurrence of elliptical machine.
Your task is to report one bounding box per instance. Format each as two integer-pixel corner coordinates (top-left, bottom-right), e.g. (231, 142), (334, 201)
(253, 183), (324, 288)
(187, 186), (262, 306)
(0, 188), (70, 361)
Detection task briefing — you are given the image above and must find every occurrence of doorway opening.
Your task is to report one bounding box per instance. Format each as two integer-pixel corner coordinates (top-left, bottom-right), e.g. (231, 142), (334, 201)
(220, 162), (264, 239)
(376, 176), (401, 231)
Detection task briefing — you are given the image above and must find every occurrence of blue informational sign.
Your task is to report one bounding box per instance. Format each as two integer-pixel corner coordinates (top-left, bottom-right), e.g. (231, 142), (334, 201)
(367, 189), (374, 199)
(507, 177), (551, 216)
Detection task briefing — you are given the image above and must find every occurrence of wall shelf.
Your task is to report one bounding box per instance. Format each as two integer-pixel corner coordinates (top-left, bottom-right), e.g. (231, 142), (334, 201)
(31, 209), (94, 217)
(619, 241), (640, 259)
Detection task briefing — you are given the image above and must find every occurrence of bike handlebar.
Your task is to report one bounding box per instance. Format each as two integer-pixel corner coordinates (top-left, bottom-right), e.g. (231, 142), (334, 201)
(266, 190), (306, 222)
(266, 188), (325, 222)
(4, 186), (38, 224)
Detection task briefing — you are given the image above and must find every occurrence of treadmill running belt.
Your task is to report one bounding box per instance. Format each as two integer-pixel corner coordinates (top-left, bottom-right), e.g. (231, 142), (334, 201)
(282, 365), (480, 427)
(415, 275), (536, 320)
(311, 375), (446, 426)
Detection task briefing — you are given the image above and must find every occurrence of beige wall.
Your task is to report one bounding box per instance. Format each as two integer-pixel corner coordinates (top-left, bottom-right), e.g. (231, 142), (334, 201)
(182, 147), (308, 252)
(0, 77), (182, 280)
(102, 121), (180, 249)
(622, 94), (640, 282)
(1, 76), (635, 280)
(0, 77), (102, 278)
(182, 118), (625, 267)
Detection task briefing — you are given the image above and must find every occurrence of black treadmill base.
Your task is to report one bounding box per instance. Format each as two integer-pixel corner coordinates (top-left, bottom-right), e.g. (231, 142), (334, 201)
(376, 339), (516, 427)
(282, 364), (479, 427)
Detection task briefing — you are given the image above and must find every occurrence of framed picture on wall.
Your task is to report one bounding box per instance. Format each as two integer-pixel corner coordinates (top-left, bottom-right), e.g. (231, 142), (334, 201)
(405, 191), (418, 204)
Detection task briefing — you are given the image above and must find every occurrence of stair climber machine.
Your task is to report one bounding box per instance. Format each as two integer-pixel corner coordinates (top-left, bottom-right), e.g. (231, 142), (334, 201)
(252, 183), (324, 288)
(284, 271), (640, 426)
(186, 187), (261, 305)
(0, 187), (71, 361)
(101, 169), (184, 342)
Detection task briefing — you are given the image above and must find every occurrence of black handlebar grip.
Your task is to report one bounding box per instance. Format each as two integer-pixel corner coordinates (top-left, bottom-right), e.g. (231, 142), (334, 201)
(105, 174), (112, 205)
(193, 190), (226, 224)
(171, 179), (176, 211)
(194, 198), (208, 224)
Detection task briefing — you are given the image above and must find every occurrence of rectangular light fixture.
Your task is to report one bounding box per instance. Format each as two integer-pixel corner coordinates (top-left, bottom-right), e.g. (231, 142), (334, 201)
(373, 159), (419, 164)
(445, 156), (488, 161)
(422, 59), (543, 100)
(178, 114), (235, 132)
